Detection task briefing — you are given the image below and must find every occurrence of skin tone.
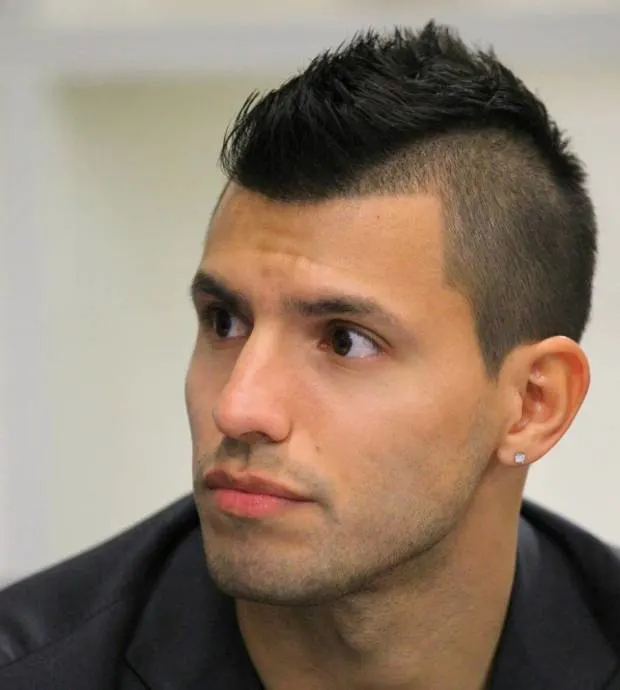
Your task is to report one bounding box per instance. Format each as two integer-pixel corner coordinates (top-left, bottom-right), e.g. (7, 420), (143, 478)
(185, 183), (590, 690)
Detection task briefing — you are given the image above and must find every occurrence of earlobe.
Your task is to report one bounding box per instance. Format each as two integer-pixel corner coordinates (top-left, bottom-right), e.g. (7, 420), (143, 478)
(496, 337), (590, 469)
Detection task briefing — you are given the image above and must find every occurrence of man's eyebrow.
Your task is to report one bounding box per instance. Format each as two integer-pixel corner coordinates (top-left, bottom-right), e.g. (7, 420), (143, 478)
(190, 271), (251, 315)
(190, 270), (402, 329)
(284, 295), (399, 326)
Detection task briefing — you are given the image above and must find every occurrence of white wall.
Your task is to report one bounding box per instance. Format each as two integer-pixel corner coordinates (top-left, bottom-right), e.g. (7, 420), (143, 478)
(1, 63), (619, 584)
(0, 91), (7, 579)
(32, 0), (618, 28)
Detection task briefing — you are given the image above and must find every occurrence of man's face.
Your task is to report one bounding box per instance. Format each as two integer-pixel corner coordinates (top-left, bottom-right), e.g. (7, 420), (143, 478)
(186, 186), (505, 604)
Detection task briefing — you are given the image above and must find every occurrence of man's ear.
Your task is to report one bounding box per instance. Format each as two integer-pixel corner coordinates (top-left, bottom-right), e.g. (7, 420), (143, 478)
(495, 336), (590, 468)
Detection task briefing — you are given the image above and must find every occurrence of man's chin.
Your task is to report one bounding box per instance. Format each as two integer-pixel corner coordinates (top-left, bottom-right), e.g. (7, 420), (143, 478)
(206, 563), (350, 607)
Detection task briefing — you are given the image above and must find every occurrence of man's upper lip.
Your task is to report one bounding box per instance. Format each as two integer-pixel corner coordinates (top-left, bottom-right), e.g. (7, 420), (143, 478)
(205, 469), (310, 501)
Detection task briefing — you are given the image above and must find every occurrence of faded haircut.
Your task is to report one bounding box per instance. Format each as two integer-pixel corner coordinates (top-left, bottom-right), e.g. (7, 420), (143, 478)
(219, 21), (597, 375)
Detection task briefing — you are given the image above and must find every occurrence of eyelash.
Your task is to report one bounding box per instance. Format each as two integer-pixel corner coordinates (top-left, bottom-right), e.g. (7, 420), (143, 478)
(198, 303), (383, 355)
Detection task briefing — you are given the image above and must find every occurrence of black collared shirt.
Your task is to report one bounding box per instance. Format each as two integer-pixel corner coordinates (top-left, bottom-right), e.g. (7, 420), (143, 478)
(488, 519), (617, 689)
(1, 496), (620, 689)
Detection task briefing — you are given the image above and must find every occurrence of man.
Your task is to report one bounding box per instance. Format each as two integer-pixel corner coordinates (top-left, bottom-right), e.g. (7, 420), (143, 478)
(1, 19), (618, 690)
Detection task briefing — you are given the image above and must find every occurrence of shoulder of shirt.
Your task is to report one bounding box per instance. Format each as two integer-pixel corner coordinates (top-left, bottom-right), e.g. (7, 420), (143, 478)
(521, 499), (620, 650)
(521, 499), (620, 561)
(0, 494), (198, 670)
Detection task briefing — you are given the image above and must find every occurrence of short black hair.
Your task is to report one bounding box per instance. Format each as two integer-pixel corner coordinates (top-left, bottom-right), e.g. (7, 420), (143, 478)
(219, 21), (597, 375)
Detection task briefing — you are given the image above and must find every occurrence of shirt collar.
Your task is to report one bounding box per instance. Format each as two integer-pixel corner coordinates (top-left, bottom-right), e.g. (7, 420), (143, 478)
(487, 515), (617, 690)
(125, 528), (263, 690)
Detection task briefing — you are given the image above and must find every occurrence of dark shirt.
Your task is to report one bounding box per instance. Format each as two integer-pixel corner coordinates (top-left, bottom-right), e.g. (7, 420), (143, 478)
(1, 495), (620, 689)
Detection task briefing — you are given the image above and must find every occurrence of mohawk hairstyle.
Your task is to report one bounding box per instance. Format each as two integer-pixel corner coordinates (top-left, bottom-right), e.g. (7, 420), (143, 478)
(220, 21), (597, 374)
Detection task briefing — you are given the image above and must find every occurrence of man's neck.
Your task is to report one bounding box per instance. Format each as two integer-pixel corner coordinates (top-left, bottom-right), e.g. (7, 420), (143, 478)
(236, 490), (521, 690)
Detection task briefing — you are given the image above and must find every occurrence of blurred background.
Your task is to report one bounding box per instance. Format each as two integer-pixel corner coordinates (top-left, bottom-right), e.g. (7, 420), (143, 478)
(1, 1), (619, 587)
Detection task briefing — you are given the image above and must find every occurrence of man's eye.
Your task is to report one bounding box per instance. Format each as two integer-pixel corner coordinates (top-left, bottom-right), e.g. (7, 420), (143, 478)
(202, 306), (248, 339)
(328, 326), (380, 359)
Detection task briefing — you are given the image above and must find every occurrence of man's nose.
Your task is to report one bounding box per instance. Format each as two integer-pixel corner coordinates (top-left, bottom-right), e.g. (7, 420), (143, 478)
(212, 337), (293, 444)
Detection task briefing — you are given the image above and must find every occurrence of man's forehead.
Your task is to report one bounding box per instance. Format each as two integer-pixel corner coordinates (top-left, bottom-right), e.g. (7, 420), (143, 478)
(198, 187), (456, 330)
(206, 185), (445, 267)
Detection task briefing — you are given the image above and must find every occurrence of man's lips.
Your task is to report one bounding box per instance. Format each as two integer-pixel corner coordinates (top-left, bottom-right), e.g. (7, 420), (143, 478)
(204, 469), (312, 519)
(204, 469), (310, 501)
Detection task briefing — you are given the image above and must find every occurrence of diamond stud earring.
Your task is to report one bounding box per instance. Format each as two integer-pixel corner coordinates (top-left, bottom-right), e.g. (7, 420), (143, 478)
(514, 452), (527, 465)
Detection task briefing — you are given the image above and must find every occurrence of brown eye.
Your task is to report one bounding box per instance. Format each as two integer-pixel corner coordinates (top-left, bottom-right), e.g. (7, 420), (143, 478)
(328, 326), (380, 359)
(203, 306), (248, 340)
(331, 327), (354, 356)
(212, 307), (232, 338)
